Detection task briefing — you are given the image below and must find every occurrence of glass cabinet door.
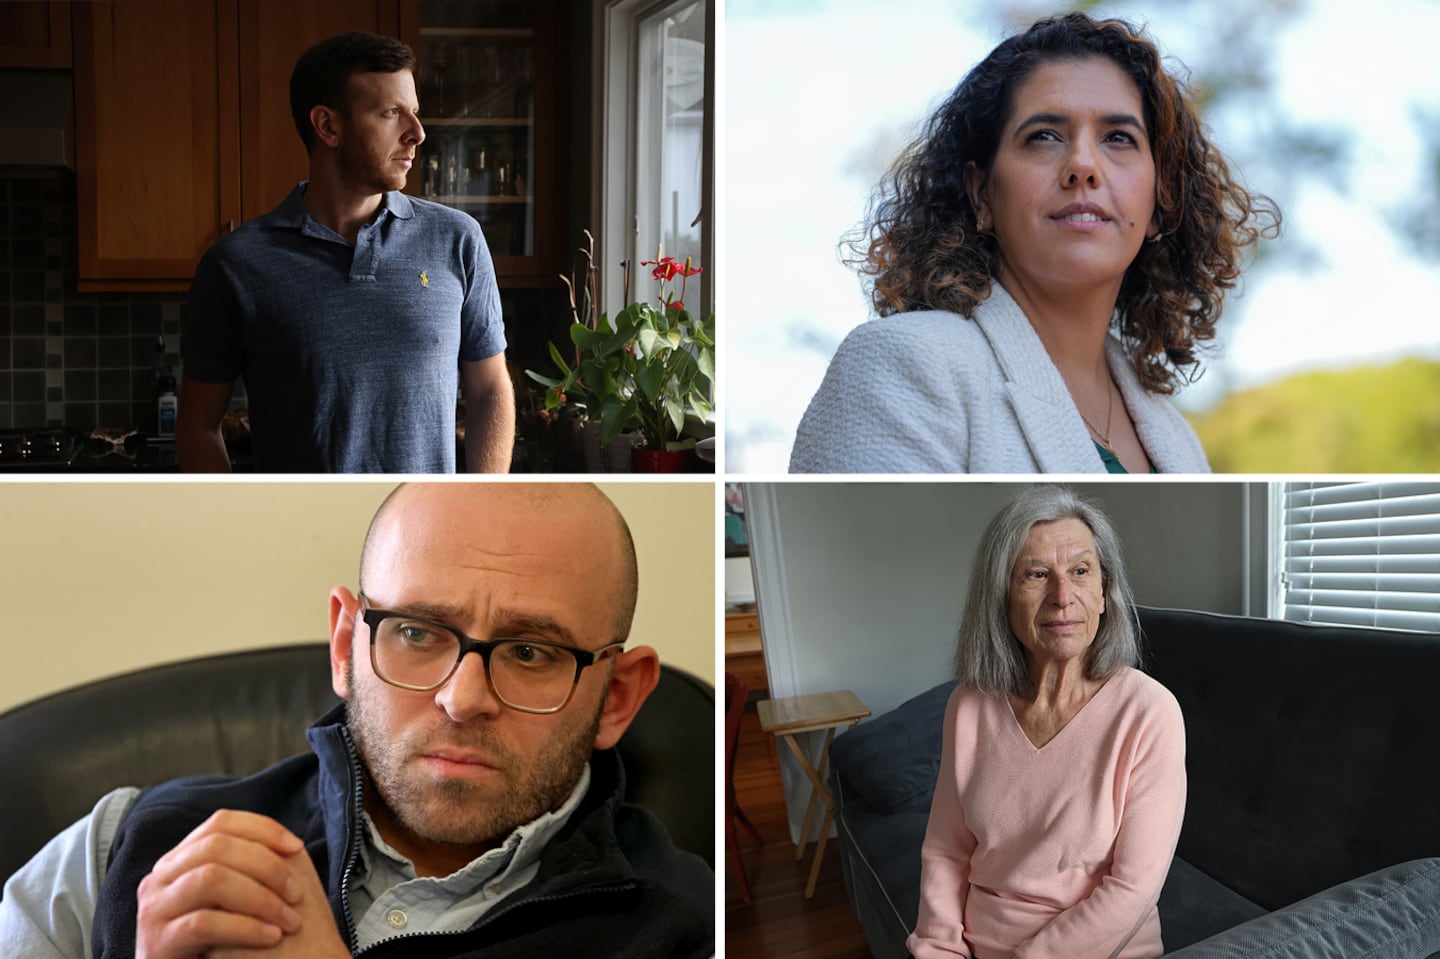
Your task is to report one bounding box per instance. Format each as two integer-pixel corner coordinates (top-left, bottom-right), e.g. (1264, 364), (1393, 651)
(413, 2), (537, 262)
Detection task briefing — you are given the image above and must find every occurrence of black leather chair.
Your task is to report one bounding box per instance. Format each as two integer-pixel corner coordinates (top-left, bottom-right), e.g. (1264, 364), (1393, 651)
(0, 644), (714, 885)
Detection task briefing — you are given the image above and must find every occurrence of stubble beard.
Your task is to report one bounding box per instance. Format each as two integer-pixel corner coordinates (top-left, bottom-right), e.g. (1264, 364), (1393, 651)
(337, 134), (406, 196)
(345, 658), (602, 851)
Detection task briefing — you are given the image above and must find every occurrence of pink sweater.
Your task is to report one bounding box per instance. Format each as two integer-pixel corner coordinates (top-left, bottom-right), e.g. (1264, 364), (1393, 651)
(907, 667), (1186, 959)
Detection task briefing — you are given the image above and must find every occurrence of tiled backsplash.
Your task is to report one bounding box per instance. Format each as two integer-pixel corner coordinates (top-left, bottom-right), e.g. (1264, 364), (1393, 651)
(0, 172), (186, 432)
(1, 173), (569, 439)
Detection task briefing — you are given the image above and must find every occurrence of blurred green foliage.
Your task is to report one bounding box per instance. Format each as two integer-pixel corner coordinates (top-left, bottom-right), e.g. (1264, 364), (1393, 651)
(1188, 358), (1440, 472)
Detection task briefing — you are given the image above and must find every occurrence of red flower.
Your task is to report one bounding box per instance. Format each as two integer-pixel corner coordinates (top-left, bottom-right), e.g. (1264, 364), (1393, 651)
(644, 257), (680, 282)
(623, 342), (635, 354)
(641, 256), (703, 282)
(668, 300), (685, 312)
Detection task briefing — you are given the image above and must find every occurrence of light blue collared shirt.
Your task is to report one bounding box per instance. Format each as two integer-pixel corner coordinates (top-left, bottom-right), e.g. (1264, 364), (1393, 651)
(348, 766), (588, 950)
(0, 767), (589, 957)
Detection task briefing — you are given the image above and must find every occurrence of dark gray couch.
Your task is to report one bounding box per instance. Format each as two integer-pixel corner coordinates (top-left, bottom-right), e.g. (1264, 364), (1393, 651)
(829, 607), (1440, 958)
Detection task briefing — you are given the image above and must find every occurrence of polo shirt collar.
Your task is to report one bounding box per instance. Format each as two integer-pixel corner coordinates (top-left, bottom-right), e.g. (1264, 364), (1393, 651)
(271, 181), (415, 234)
(270, 183), (310, 229)
(381, 189), (415, 220)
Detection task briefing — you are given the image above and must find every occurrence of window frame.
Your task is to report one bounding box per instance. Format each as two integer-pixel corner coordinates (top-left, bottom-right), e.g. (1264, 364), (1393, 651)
(596, 0), (714, 318)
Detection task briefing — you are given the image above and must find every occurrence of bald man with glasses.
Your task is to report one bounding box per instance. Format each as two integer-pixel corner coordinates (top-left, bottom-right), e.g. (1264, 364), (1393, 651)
(0, 483), (713, 959)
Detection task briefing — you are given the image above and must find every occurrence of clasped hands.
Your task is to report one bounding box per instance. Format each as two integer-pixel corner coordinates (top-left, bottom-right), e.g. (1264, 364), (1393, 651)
(136, 810), (351, 959)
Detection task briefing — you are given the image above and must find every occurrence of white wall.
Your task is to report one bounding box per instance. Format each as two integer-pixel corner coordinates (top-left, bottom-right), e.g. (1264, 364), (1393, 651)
(0, 480), (714, 714)
(748, 480), (1252, 840)
(724, 555), (755, 607)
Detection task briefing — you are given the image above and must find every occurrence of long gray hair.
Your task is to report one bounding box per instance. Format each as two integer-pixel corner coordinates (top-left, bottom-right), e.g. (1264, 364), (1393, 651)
(953, 486), (1139, 694)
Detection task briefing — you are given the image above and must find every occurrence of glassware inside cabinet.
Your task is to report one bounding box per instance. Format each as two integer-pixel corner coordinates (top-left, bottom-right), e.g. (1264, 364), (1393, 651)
(416, 2), (536, 259)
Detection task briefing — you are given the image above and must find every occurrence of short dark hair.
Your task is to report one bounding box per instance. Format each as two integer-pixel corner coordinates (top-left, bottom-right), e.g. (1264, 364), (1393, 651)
(290, 31), (416, 152)
(846, 12), (1281, 395)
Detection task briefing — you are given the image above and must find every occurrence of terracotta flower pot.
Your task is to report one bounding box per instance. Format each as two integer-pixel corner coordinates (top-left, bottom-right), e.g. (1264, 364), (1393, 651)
(630, 447), (692, 473)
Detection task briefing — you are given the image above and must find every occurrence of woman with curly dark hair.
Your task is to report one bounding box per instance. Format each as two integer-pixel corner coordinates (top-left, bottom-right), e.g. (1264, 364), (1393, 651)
(790, 13), (1279, 474)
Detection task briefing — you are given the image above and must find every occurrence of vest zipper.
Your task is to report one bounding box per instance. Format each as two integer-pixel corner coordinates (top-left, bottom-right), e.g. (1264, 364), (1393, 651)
(337, 724), (367, 954)
(333, 724), (637, 955)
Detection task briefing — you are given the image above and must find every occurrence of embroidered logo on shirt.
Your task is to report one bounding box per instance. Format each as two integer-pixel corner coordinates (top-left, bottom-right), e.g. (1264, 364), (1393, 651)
(420, 271), (429, 288)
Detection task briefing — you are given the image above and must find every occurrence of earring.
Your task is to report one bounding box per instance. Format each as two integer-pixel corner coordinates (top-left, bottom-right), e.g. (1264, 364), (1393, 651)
(976, 214), (988, 233)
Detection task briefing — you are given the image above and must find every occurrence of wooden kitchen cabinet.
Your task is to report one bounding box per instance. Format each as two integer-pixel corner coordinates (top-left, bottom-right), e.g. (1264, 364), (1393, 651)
(725, 609), (768, 696)
(72, 1), (398, 290)
(237, 1), (402, 221)
(0, 1), (71, 69)
(73, 0), (239, 289)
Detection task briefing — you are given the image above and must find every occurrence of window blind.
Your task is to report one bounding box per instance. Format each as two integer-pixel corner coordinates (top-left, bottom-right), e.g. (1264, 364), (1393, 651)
(1279, 481), (1440, 632)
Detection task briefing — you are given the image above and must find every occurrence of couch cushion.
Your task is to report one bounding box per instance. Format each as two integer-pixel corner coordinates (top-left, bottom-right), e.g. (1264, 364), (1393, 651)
(834, 795), (929, 959)
(1158, 856), (1268, 951)
(1163, 858), (1440, 958)
(830, 680), (957, 814)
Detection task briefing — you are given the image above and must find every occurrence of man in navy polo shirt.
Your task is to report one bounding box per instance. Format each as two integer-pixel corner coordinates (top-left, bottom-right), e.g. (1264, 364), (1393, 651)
(178, 32), (514, 473)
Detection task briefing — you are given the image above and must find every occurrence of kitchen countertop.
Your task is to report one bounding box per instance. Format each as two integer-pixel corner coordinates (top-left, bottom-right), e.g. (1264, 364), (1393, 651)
(69, 437), (182, 472)
(0, 430), (252, 472)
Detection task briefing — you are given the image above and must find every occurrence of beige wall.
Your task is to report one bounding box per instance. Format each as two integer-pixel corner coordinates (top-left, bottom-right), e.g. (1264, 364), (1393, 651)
(0, 480), (714, 714)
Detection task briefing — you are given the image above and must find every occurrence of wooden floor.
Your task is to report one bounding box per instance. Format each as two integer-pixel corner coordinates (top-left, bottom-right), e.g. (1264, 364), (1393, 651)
(725, 699), (873, 958)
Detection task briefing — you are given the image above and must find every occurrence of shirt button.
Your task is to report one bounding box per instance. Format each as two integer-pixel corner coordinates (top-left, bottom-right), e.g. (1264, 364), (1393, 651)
(386, 908), (408, 930)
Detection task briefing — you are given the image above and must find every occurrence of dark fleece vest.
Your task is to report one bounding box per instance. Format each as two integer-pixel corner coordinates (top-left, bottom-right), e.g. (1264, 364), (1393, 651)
(91, 705), (713, 958)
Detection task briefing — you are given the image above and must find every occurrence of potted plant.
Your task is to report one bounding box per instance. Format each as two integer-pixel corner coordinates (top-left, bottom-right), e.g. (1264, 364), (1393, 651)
(526, 232), (716, 472)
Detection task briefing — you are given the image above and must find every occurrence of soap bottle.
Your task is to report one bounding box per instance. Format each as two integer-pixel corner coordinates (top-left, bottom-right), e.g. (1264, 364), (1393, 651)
(156, 375), (178, 440)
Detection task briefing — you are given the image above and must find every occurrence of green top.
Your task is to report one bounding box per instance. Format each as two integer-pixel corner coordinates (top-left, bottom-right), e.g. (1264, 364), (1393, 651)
(1095, 441), (1157, 474)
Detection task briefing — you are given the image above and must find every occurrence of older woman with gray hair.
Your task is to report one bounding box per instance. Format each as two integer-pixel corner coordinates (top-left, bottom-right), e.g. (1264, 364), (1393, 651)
(909, 486), (1186, 959)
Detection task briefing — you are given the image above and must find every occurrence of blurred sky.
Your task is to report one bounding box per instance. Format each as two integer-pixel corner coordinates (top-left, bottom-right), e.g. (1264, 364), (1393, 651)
(723, 0), (1440, 473)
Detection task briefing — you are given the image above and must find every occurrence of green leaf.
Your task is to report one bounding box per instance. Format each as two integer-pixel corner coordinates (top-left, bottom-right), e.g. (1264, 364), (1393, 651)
(574, 321), (633, 362)
(697, 347), (715, 382)
(600, 331), (633, 359)
(595, 365), (620, 400)
(634, 358), (665, 403)
(570, 324), (597, 350)
(546, 342), (573, 377)
(637, 327), (663, 358)
(663, 396), (686, 438)
(691, 316), (716, 347)
(613, 305), (642, 334)
(524, 370), (563, 389)
(598, 396), (627, 446)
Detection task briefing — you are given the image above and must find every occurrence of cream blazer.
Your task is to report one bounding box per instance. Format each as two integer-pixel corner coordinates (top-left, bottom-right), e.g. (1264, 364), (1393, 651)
(789, 284), (1211, 474)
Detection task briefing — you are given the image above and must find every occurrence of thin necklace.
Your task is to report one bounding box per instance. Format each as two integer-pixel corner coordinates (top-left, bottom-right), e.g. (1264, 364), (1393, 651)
(1078, 381), (1115, 454)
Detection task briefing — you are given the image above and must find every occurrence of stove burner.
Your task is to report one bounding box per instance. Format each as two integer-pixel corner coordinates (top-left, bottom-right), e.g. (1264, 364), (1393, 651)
(0, 429), (79, 468)
(88, 427), (140, 456)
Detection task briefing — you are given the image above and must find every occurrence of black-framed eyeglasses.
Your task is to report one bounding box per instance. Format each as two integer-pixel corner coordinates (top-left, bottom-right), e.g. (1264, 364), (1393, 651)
(357, 597), (624, 715)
